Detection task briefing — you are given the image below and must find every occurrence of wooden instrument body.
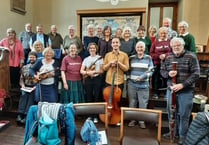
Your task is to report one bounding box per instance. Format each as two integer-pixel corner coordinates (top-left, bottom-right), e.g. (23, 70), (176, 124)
(100, 72), (121, 125)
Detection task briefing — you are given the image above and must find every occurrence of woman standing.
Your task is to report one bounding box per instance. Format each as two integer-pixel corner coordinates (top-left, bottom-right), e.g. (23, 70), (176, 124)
(60, 43), (85, 103)
(80, 43), (103, 123)
(150, 27), (172, 99)
(0, 28), (24, 88)
(63, 25), (83, 56)
(120, 26), (136, 56)
(148, 25), (157, 43)
(98, 26), (112, 58)
(82, 24), (99, 60)
(30, 47), (60, 102)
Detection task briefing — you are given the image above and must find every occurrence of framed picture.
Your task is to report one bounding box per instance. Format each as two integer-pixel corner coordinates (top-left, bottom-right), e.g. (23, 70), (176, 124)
(10, 0), (26, 15)
(77, 8), (146, 40)
(196, 44), (204, 53)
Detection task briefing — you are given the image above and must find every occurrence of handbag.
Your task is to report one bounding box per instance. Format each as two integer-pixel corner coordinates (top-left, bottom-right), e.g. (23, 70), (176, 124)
(80, 118), (99, 145)
(38, 113), (61, 145)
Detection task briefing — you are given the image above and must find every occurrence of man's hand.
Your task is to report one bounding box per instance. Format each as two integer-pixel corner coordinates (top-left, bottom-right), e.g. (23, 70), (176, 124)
(170, 83), (183, 92)
(110, 59), (117, 67)
(169, 70), (177, 78)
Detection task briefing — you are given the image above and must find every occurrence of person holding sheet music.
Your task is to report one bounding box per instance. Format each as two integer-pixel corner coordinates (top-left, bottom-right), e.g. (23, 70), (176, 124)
(80, 43), (103, 123)
(17, 51), (37, 124)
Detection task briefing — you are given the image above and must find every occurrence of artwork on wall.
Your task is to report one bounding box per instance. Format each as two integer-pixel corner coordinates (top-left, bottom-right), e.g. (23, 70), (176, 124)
(10, 0), (26, 15)
(81, 15), (141, 39)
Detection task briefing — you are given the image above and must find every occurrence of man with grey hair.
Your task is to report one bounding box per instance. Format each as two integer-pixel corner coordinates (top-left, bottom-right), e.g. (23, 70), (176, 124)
(48, 25), (64, 64)
(163, 17), (177, 39)
(127, 41), (153, 128)
(178, 20), (196, 52)
(29, 24), (51, 49)
(18, 23), (34, 64)
(161, 37), (200, 145)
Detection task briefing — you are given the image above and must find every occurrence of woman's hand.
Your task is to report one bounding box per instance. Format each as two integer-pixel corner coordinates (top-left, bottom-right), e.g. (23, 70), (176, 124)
(159, 54), (166, 60)
(64, 82), (68, 90)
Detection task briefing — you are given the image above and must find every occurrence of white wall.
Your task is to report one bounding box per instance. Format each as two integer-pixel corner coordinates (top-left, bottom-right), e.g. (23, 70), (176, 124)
(33, 0), (148, 37)
(0, 0), (208, 45)
(0, 0), (34, 39)
(178, 0), (209, 45)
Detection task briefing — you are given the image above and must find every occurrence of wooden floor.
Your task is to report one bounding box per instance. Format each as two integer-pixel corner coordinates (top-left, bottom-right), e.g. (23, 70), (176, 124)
(0, 112), (179, 145)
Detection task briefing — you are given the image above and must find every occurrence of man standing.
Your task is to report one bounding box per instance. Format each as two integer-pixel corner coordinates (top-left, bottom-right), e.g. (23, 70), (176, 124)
(103, 37), (129, 100)
(48, 25), (64, 64)
(127, 41), (154, 129)
(48, 25), (63, 50)
(162, 17), (177, 39)
(29, 24), (51, 49)
(103, 37), (129, 125)
(18, 23), (34, 64)
(17, 51), (37, 124)
(161, 37), (200, 145)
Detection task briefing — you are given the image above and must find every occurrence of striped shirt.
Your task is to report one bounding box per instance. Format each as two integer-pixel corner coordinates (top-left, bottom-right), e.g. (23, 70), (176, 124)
(128, 54), (154, 88)
(160, 50), (200, 89)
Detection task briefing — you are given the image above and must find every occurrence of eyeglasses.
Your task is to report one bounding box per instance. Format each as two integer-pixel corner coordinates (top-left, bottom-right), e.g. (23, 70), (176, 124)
(172, 44), (182, 48)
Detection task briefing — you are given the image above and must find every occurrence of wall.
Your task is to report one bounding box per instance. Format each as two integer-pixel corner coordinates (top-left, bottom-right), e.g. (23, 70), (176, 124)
(178, 0), (209, 45)
(0, 0), (34, 39)
(0, 0), (208, 45)
(33, 0), (148, 37)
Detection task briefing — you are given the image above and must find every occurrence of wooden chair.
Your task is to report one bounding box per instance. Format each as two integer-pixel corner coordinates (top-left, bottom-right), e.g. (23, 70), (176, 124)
(120, 107), (162, 145)
(73, 102), (108, 145)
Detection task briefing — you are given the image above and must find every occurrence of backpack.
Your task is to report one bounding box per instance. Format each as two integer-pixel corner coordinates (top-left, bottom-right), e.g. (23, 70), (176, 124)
(80, 118), (99, 145)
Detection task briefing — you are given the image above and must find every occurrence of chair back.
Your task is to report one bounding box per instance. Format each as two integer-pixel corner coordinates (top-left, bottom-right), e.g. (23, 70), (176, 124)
(73, 102), (108, 145)
(120, 107), (162, 145)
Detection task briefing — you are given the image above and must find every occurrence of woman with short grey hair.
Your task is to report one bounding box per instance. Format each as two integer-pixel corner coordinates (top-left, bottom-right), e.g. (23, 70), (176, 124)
(178, 20), (196, 52)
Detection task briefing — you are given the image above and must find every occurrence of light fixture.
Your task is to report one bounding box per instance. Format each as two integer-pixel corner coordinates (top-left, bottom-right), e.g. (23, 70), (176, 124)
(96, 0), (129, 5)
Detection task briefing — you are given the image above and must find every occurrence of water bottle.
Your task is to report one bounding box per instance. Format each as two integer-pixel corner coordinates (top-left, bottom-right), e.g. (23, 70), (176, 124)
(200, 100), (206, 112)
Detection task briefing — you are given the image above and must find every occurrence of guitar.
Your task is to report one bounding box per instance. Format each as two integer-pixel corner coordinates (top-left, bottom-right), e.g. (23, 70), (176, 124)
(83, 56), (102, 79)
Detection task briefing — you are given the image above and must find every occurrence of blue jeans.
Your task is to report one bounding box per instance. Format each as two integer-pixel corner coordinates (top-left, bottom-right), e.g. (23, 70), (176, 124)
(128, 84), (149, 109)
(166, 88), (193, 138)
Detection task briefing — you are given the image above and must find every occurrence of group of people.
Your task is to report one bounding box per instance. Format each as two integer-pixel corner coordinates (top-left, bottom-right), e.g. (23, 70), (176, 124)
(0, 17), (200, 145)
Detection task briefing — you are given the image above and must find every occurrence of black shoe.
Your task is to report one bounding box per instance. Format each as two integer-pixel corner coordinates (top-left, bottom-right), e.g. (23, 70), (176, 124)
(20, 118), (26, 124)
(16, 115), (22, 122)
(152, 94), (158, 99)
(178, 138), (185, 145)
(163, 132), (179, 139)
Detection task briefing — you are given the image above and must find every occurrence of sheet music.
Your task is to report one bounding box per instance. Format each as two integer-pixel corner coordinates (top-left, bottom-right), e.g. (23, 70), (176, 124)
(20, 87), (35, 93)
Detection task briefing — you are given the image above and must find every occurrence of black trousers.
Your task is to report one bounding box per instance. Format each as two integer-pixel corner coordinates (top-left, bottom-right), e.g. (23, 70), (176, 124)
(84, 75), (103, 102)
(10, 66), (20, 87)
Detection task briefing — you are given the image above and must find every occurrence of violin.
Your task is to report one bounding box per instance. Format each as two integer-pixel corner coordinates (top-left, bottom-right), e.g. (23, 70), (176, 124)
(33, 69), (57, 83)
(99, 71), (121, 125)
(83, 56), (102, 79)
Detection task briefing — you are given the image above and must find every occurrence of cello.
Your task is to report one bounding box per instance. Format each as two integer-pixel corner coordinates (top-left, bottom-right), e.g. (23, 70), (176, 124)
(99, 71), (121, 125)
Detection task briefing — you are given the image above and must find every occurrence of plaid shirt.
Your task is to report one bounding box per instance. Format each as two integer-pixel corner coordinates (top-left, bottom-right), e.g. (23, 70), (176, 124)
(20, 63), (36, 87)
(160, 50), (200, 90)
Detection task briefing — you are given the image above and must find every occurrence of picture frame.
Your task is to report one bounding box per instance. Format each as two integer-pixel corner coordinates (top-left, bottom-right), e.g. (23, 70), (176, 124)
(77, 8), (146, 40)
(196, 44), (204, 53)
(10, 0), (26, 15)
